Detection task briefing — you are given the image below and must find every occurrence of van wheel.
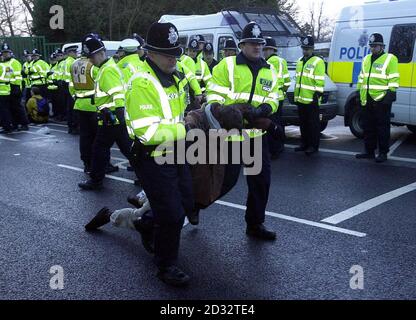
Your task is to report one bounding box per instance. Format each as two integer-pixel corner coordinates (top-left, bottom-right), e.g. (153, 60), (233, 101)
(320, 121), (328, 132)
(407, 125), (416, 134)
(349, 107), (364, 139)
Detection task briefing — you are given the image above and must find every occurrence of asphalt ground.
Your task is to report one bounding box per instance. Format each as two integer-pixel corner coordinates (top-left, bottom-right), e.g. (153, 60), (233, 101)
(0, 117), (415, 300)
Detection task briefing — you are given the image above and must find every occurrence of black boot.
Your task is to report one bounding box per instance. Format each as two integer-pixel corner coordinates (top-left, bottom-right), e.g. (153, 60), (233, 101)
(246, 224), (277, 241)
(305, 147), (318, 156)
(157, 266), (190, 287)
(187, 209), (200, 226)
(85, 207), (112, 231)
(356, 153), (375, 159)
(78, 179), (103, 190)
(376, 153), (388, 163)
(133, 218), (154, 254)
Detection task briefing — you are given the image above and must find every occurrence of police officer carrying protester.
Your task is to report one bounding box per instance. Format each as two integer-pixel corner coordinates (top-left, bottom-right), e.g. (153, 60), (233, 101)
(207, 21), (280, 241)
(356, 33), (400, 163)
(294, 36), (326, 156)
(78, 34), (133, 190)
(263, 37), (291, 159)
(125, 22), (194, 287)
(1, 43), (29, 131)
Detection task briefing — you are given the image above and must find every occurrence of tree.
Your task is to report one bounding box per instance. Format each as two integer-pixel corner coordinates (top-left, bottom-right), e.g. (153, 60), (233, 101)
(300, 0), (333, 42)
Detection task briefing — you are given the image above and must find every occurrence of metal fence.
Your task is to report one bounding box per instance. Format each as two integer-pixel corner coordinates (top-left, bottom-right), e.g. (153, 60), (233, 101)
(0, 36), (62, 62)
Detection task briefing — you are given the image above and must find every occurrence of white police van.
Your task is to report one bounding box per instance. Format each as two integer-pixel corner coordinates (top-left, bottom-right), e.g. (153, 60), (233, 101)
(62, 41), (121, 57)
(328, 0), (416, 137)
(161, 8), (338, 132)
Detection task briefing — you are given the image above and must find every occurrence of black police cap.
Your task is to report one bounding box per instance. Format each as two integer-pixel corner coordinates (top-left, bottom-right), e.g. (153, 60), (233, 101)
(82, 35), (105, 57)
(223, 39), (238, 50)
(264, 37), (278, 50)
(300, 35), (314, 48)
(144, 22), (183, 58)
(239, 22), (266, 45)
(369, 33), (385, 46)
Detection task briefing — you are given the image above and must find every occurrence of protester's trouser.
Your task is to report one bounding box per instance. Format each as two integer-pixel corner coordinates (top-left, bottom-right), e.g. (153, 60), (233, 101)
(245, 134), (271, 226)
(78, 110), (98, 167)
(89, 122), (133, 183)
(362, 101), (392, 155)
(0, 95), (13, 131)
(132, 143), (194, 268)
(297, 102), (320, 150)
(268, 101), (285, 155)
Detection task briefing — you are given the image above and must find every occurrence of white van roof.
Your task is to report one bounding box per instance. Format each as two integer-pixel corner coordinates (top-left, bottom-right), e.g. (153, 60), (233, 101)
(160, 12), (230, 31)
(338, 0), (416, 22)
(62, 41), (121, 54)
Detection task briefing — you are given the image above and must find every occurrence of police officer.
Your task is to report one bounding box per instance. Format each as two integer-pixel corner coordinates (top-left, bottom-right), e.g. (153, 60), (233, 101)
(0, 54), (13, 134)
(222, 39), (238, 58)
(78, 34), (133, 190)
(356, 33), (400, 163)
(70, 48), (99, 173)
(28, 49), (50, 99)
(21, 49), (32, 107)
(194, 34), (206, 60)
(207, 21), (279, 241)
(53, 49), (66, 121)
(263, 37), (291, 159)
(294, 36), (326, 156)
(202, 42), (218, 73)
(117, 38), (143, 82)
(62, 45), (79, 134)
(185, 39), (211, 95)
(1, 43), (29, 131)
(125, 22), (194, 287)
(47, 52), (60, 117)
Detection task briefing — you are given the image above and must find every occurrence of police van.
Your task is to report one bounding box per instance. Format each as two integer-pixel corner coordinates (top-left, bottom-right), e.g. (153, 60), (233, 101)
(160, 8), (338, 132)
(328, 0), (416, 137)
(62, 41), (121, 57)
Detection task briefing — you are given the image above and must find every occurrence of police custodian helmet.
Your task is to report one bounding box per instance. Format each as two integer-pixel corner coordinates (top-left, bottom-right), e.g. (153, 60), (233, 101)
(264, 37), (278, 50)
(239, 22), (266, 45)
(223, 39), (238, 51)
(82, 34), (105, 57)
(300, 35), (315, 48)
(369, 33), (385, 46)
(188, 39), (199, 50)
(144, 22), (183, 58)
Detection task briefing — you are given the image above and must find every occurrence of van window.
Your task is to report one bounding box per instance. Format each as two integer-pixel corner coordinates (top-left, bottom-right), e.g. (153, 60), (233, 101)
(389, 24), (416, 63)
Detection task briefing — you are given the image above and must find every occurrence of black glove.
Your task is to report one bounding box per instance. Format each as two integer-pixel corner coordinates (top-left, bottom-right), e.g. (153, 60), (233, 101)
(245, 104), (272, 124)
(382, 90), (397, 105)
(313, 92), (322, 104)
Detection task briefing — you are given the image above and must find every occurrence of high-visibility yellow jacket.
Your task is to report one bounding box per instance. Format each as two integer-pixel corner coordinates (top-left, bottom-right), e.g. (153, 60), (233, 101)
(206, 54), (280, 139)
(62, 56), (75, 84)
(0, 62), (11, 96)
(177, 61), (202, 97)
(47, 63), (60, 91)
(179, 54), (197, 74)
(267, 54), (291, 101)
(95, 58), (125, 125)
(194, 57), (212, 92)
(294, 55), (325, 105)
(125, 60), (188, 147)
(357, 52), (400, 106)
(29, 59), (50, 86)
(3, 58), (23, 88)
(22, 61), (31, 88)
(117, 54), (143, 84)
(70, 57), (99, 112)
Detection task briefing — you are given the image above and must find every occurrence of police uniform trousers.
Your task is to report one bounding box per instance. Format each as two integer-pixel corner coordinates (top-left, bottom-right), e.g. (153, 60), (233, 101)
(89, 119), (133, 183)
(362, 100), (392, 155)
(63, 83), (78, 130)
(10, 85), (29, 128)
(77, 109), (98, 167)
(297, 102), (320, 150)
(245, 134), (271, 226)
(0, 95), (13, 131)
(268, 101), (285, 156)
(132, 143), (194, 268)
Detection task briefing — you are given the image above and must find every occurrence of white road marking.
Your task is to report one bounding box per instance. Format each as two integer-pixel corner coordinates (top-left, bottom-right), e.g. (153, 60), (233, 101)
(0, 135), (19, 141)
(58, 163), (366, 237)
(215, 200), (366, 237)
(57, 164), (135, 184)
(321, 181), (416, 225)
(388, 134), (408, 156)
